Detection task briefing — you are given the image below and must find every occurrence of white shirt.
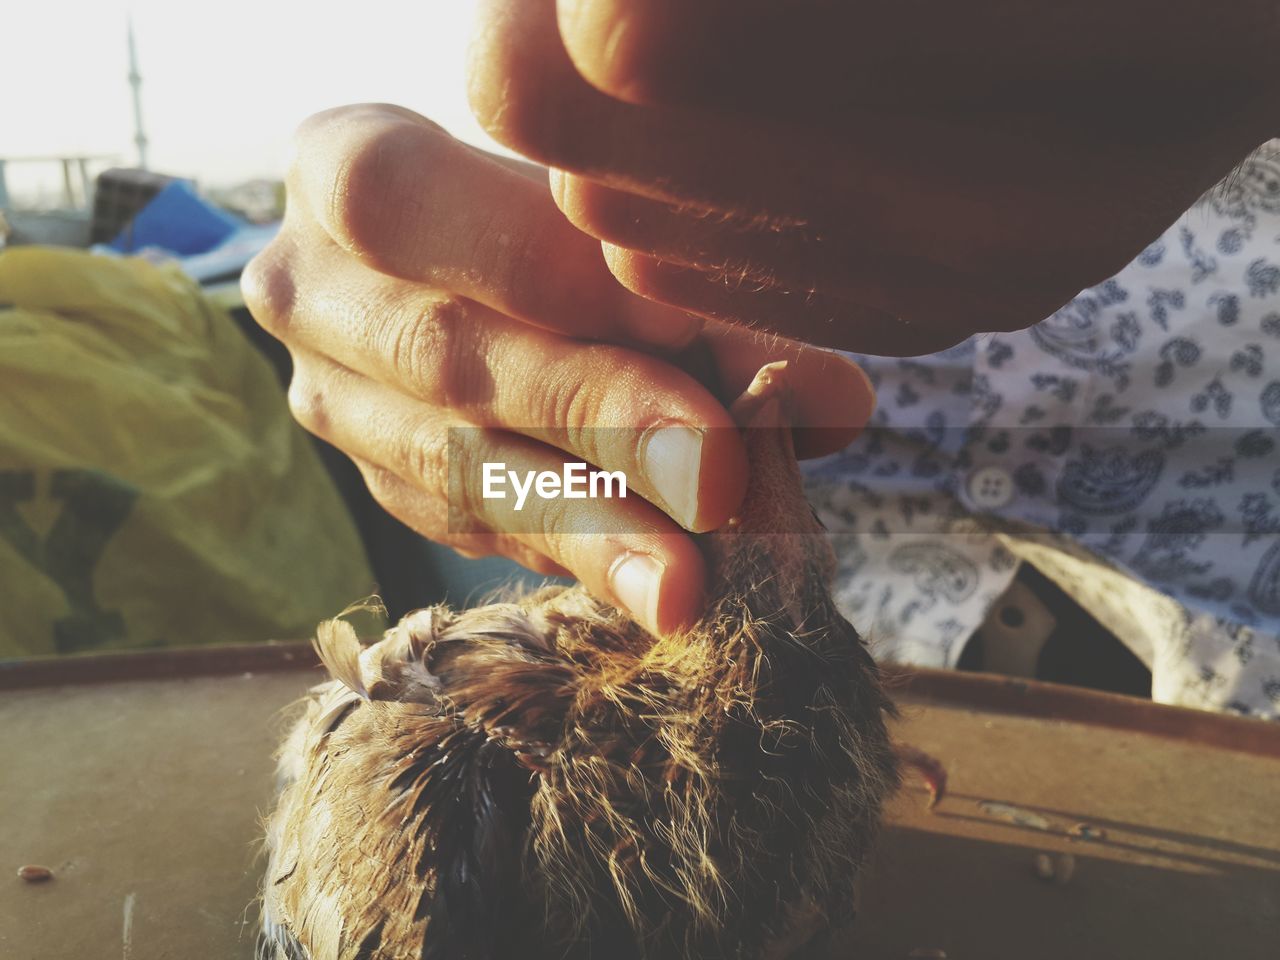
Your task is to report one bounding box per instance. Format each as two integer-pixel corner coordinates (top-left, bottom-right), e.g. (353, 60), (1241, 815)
(805, 142), (1280, 718)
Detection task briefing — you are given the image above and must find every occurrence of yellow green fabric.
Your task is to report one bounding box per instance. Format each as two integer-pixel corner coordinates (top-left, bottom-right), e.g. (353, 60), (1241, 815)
(0, 247), (376, 656)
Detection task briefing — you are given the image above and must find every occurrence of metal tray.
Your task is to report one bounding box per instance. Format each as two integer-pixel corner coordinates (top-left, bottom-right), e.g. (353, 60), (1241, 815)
(3, 644), (1277, 959)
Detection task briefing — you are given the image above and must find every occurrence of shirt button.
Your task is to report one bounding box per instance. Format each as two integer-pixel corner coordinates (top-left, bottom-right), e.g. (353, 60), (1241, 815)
(966, 466), (1014, 509)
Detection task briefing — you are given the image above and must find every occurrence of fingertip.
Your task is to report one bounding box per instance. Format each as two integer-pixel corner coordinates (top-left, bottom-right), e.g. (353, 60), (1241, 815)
(468, 0), (576, 162)
(599, 241), (665, 300)
(652, 545), (706, 635)
(556, 0), (664, 104)
(690, 425), (749, 533)
(547, 186), (701, 347)
(465, 1), (516, 141)
(649, 536), (708, 635)
(792, 351), (876, 458)
(550, 171), (663, 257)
(549, 170), (627, 247)
(699, 326), (878, 459)
(599, 531), (706, 637)
(614, 284), (703, 350)
(547, 167), (569, 212)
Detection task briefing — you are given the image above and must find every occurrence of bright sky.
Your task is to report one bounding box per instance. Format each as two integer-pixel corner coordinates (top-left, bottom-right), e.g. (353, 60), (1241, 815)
(2, 1), (505, 198)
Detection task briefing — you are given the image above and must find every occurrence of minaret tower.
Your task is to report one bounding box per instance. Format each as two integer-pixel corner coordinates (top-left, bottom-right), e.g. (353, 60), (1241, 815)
(127, 17), (148, 169)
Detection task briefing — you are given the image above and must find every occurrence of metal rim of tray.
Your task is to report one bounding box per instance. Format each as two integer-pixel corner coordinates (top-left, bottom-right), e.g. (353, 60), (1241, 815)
(2, 642), (1277, 758)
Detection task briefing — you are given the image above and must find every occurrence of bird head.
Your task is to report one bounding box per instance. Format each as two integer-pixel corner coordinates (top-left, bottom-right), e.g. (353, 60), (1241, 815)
(703, 361), (836, 627)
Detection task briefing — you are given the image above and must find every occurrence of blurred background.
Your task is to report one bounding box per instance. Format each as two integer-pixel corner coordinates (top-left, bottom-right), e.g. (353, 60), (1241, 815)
(0, 2), (544, 659)
(2, 0), (505, 214)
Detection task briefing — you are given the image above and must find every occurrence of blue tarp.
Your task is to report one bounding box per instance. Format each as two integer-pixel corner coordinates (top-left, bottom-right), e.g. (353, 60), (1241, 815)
(109, 179), (242, 256)
(94, 180), (279, 284)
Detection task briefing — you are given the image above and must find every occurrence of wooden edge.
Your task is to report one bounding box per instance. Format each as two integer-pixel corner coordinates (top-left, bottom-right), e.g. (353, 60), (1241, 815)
(884, 665), (1280, 759)
(1, 644), (1277, 758)
(0, 641), (322, 689)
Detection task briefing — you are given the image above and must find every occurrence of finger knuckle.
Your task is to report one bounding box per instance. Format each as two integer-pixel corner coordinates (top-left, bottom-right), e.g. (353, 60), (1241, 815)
(358, 460), (399, 501)
(536, 356), (612, 443)
(535, 498), (578, 547)
(285, 363), (329, 436)
(327, 119), (448, 263)
(291, 105), (355, 155)
(383, 297), (488, 406)
(287, 110), (339, 186)
(385, 300), (448, 395)
(399, 423), (451, 500)
(239, 241), (297, 339)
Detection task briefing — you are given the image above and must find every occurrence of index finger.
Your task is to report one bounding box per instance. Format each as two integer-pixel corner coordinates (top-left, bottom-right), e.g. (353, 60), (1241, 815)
(288, 103), (698, 349)
(552, 0), (1232, 113)
(698, 323), (877, 459)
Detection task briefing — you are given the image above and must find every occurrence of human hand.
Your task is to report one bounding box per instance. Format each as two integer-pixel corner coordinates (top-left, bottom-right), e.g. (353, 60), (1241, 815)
(241, 104), (874, 635)
(467, 0), (1279, 355)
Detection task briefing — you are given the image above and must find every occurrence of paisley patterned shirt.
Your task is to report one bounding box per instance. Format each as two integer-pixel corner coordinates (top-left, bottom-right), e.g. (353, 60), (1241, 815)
(804, 143), (1280, 719)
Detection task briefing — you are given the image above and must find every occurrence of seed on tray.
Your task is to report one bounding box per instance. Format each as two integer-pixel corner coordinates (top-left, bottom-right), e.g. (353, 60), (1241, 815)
(1071, 822), (1107, 841)
(17, 865), (54, 883)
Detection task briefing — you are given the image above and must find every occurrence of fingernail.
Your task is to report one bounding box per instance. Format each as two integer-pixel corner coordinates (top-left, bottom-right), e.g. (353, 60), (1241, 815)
(609, 551), (664, 634)
(642, 423), (703, 529)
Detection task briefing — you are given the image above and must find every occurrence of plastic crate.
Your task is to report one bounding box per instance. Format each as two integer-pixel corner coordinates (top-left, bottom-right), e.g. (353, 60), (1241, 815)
(89, 167), (176, 246)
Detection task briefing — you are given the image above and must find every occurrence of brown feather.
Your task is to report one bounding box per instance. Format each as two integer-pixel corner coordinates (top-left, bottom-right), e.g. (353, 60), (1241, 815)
(259, 363), (905, 960)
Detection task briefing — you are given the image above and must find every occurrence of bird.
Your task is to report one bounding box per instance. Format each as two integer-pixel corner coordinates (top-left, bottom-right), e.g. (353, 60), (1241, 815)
(258, 361), (939, 960)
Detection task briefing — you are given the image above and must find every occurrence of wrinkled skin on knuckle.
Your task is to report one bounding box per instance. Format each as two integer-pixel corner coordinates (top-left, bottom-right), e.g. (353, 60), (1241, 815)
(532, 349), (627, 452)
(532, 495), (578, 546)
(382, 298), (453, 400)
(398, 423), (451, 504)
(359, 462), (441, 537)
(379, 297), (492, 409)
(287, 105), (372, 221)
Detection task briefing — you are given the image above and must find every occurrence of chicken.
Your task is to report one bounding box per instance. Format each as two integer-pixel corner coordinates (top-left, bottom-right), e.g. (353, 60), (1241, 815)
(259, 362), (906, 960)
